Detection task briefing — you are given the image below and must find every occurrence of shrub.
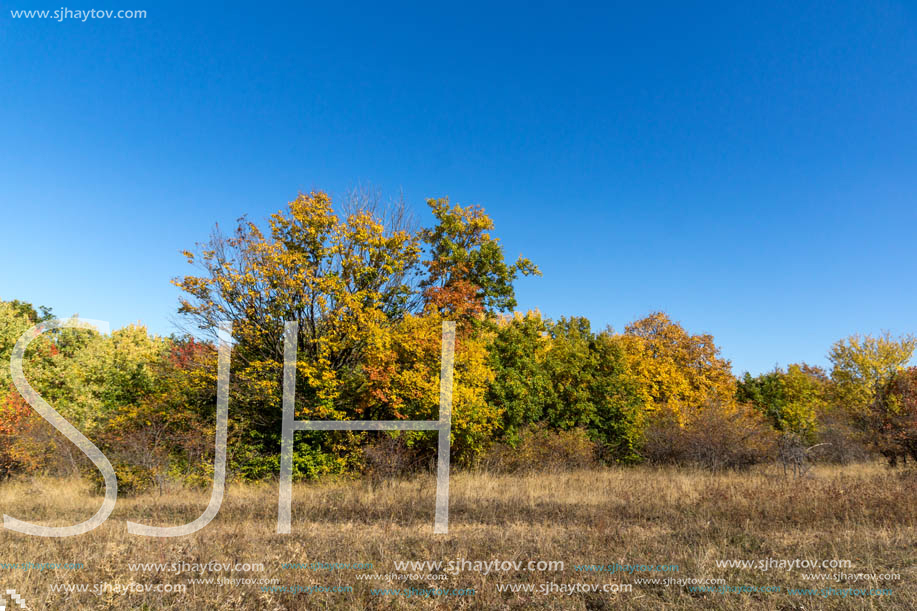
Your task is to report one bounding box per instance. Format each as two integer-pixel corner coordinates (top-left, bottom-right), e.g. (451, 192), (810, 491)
(481, 424), (598, 473)
(0, 390), (35, 479)
(86, 461), (153, 496)
(3, 409), (91, 479)
(812, 412), (872, 464)
(361, 433), (431, 484)
(643, 400), (777, 470)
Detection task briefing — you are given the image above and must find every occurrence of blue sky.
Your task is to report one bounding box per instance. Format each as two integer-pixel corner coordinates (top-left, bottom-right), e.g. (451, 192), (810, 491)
(1, 1), (915, 375)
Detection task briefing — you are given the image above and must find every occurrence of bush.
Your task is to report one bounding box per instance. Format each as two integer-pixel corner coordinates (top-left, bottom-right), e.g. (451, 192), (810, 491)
(86, 461), (154, 496)
(361, 433), (431, 484)
(643, 400), (777, 470)
(812, 412), (872, 464)
(481, 424), (598, 473)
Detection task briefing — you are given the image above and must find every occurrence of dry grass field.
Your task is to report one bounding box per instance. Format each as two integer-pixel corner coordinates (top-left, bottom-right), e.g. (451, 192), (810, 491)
(0, 463), (914, 610)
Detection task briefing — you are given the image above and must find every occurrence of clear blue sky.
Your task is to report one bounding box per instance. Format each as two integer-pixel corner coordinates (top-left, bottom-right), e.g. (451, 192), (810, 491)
(1, 1), (915, 375)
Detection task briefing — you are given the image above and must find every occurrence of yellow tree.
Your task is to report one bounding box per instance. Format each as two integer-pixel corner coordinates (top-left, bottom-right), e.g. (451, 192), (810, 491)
(829, 332), (917, 421)
(737, 363), (827, 440)
(360, 312), (500, 465)
(618, 312), (736, 424)
(174, 192), (422, 476)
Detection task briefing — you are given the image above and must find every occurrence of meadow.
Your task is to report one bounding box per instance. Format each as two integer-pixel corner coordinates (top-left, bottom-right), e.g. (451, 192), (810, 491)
(1, 462), (913, 610)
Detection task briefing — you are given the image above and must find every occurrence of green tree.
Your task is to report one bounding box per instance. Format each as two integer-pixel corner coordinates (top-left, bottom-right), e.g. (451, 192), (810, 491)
(589, 331), (646, 462)
(537, 318), (645, 462)
(541, 317), (598, 431)
(0, 299), (53, 391)
(485, 311), (551, 443)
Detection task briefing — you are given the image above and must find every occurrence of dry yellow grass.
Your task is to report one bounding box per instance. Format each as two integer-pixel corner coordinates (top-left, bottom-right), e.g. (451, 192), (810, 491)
(0, 463), (914, 609)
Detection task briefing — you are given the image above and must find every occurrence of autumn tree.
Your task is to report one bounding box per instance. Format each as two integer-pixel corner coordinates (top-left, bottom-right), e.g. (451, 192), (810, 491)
(98, 335), (217, 493)
(360, 312), (500, 465)
(828, 332), (916, 422)
(420, 198), (539, 324)
(618, 312), (736, 424)
(174, 192), (541, 475)
(737, 363), (827, 441)
(0, 299), (185, 479)
(0, 299), (102, 477)
(866, 367), (917, 465)
(486, 312), (733, 462)
(175, 193), (421, 396)
(174, 191), (424, 476)
(0, 388), (32, 478)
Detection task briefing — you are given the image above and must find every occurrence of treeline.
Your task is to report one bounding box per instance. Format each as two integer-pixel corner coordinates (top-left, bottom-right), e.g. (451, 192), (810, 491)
(1, 192), (916, 490)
